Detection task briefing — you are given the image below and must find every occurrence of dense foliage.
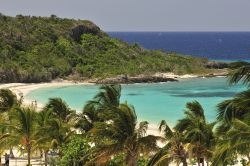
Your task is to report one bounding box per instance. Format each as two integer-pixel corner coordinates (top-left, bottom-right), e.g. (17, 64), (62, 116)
(60, 136), (91, 166)
(0, 14), (209, 83)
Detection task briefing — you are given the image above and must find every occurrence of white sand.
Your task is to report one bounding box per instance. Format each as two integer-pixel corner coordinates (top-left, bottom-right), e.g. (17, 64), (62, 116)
(153, 72), (198, 79)
(0, 80), (94, 109)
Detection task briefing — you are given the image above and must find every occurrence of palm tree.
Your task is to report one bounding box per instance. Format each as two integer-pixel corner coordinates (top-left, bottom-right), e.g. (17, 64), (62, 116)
(1, 107), (38, 165)
(36, 109), (54, 166)
(220, 61), (250, 123)
(0, 114), (9, 165)
(39, 109), (73, 146)
(78, 84), (160, 165)
(212, 116), (250, 165)
(44, 98), (75, 122)
(212, 62), (250, 165)
(75, 84), (122, 133)
(35, 109), (73, 165)
(0, 89), (18, 113)
(217, 89), (250, 123)
(228, 63), (250, 86)
(92, 84), (121, 108)
(215, 88), (250, 151)
(0, 89), (19, 158)
(147, 120), (188, 166)
(175, 101), (215, 166)
(90, 103), (160, 166)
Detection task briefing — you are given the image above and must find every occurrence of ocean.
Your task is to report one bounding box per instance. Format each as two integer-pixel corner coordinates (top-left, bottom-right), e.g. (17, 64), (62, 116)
(108, 32), (250, 61)
(26, 77), (246, 126)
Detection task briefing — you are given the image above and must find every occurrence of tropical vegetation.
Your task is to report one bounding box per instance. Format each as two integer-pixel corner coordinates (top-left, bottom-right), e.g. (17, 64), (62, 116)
(0, 14), (217, 83)
(0, 64), (249, 165)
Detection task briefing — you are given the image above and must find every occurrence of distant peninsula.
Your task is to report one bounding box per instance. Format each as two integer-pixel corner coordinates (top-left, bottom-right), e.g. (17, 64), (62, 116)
(0, 14), (231, 84)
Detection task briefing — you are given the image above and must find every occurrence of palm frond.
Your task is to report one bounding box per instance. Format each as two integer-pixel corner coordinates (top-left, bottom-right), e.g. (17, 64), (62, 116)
(159, 120), (173, 139)
(147, 146), (172, 166)
(0, 89), (18, 113)
(228, 64), (250, 86)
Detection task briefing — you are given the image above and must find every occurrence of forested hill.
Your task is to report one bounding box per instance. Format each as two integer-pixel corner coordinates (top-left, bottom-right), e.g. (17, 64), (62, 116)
(0, 14), (210, 83)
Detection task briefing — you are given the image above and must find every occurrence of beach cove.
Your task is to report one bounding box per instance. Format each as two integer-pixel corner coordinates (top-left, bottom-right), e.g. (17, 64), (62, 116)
(2, 77), (244, 127)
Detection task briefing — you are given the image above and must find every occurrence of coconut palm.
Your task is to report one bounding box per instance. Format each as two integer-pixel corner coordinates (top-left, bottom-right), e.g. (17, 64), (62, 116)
(215, 88), (250, 157)
(175, 101), (215, 166)
(217, 89), (250, 124)
(1, 107), (38, 165)
(0, 114), (9, 165)
(44, 98), (76, 122)
(35, 108), (74, 165)
(212, 116), (250, 165)
(94, 84), (121, 107)
(75, 84), (121, 133)
(0, 89), (18, 113)
(212, 63), (250, 165)
(89, 103), (160, 166)
(220, 61), (250, 123)
(80, 85), (160, 165)
(38, 112), (73, 150)
(36, 109), (54, 166)
(147, 120), (188, 166)
(228, 63), (250, 86)
(0, 89), (19, 158)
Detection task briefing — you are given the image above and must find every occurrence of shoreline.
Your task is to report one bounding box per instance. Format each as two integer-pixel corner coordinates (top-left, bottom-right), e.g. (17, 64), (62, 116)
(0, 80), (95, 109)
(0, 72), (224, 101)
(0, 73), (227, 109)
(0, 74), (226, 138)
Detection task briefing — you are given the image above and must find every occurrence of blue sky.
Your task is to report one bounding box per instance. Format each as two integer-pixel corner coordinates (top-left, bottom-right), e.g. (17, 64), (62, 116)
(0, 0), (250, 31)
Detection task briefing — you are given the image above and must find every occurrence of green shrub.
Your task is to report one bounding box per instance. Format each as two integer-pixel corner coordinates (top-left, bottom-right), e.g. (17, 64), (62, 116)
(60, 136), (91, 166)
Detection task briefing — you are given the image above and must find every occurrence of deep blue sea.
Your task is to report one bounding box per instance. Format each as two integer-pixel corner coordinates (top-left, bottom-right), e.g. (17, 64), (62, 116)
(108, 32), (250, 61)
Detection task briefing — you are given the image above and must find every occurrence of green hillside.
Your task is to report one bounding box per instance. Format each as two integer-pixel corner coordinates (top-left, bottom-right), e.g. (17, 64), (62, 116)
(0, 14), (210, 83)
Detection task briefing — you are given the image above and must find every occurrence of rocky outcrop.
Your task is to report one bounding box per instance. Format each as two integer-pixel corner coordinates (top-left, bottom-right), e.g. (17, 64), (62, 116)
(93, 75), (178, 84)
(205, 61), (229, 69)
(70, 22), (101, 42)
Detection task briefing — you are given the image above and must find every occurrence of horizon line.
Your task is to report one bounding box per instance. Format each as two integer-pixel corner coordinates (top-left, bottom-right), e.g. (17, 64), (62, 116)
(107, 31), (250, 33)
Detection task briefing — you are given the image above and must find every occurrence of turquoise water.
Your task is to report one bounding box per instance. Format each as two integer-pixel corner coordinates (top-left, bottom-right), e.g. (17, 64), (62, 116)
(26, 77), (246, 126)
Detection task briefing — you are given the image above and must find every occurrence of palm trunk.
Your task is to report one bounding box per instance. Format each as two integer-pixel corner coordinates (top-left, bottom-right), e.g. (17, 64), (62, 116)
(181, 158), (188, 166)
(247, 154), (250, 162)
(126, 151), (137, 166)
(44, 151), (48, 166)
(9, 148), (14, 158)
(197, 156), (201, 166)
(202, 159), (205, 166)
(28, 151), (31, 165)
(27, 144), (31, 166)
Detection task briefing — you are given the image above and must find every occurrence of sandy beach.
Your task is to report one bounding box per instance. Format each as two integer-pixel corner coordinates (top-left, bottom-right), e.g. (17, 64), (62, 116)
(0, 80), (94, 109)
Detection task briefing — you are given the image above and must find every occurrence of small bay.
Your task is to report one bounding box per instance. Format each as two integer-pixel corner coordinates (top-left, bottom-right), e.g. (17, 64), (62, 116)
(26, 77), (246, 126)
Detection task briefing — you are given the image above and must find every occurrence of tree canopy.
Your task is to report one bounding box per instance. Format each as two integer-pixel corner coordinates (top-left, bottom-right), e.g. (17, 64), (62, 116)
(0, 14), (209, 83)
